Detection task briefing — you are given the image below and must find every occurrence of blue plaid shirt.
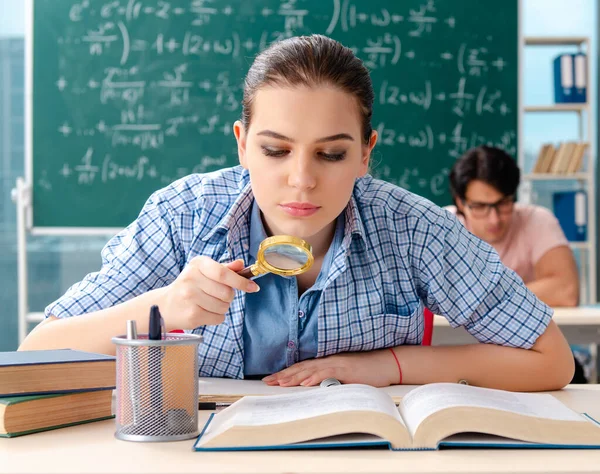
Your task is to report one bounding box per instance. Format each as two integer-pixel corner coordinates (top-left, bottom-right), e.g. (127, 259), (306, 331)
(46, 166), (552, 379)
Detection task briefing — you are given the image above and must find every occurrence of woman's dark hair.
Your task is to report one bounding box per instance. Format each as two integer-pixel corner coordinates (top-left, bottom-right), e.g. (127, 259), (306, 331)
(241, 34), (374, 144)
(449, 146), (521, 210)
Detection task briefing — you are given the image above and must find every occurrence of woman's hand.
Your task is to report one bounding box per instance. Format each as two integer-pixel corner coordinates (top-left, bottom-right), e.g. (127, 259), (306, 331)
(158, 257), (259, 331)
(262, 349), (399, 387)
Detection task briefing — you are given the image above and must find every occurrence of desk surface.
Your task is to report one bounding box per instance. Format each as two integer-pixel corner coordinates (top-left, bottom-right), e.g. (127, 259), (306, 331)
(2, 384), (600, 474)
(434, 306), (600, 327)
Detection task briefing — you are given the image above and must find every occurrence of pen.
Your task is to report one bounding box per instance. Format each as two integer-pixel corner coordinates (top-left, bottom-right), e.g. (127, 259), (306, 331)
(148, 305), (163, 418)
(149, 305), (162, 341)
(198, 402), (232, 411)
(126, 320), (141, 426)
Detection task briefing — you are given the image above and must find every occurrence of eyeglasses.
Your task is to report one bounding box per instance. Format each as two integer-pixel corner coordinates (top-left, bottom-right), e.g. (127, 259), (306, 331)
(463, 195), (515, 218)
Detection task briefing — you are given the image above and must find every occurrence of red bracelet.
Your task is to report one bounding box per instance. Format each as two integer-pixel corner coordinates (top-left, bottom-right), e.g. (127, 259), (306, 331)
(389, 348), (403, 385)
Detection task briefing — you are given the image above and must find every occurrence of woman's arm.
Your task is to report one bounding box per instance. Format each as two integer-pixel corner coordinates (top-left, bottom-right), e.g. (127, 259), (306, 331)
(391, 320), (574, 391)
(19, 287), (167, 355)
(263, 320), (574, 391)
(19, 258), (256, 355)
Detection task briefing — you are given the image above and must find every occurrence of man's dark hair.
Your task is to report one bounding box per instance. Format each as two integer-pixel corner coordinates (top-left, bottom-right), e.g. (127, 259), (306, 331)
(449, 146), (520, 209)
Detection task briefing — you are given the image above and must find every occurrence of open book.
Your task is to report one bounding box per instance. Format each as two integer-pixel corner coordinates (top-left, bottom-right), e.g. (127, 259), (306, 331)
(194, 383), (600, 451)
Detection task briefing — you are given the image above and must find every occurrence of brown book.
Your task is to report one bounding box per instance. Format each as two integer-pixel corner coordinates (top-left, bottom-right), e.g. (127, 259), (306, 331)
(0, 349), (115, 397)
(0, 390), (113, 437)
(549, 143), (569, 174)
(539, 144), (556, 173)
(532, 144), (549, 173)
(558, 142), (577, 173)
(566, 143), (588, 174)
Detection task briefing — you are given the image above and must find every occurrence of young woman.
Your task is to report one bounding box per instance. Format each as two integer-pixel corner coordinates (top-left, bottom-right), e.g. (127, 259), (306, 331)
(20, 35), (574, 391)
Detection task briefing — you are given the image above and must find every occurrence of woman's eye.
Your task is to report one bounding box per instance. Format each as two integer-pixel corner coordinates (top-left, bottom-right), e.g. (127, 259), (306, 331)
(319, 151), (346, 162)
(261, 146), (289, 157)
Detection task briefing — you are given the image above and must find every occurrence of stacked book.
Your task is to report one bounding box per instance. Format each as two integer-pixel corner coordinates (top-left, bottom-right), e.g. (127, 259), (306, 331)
(531, 142), (588, 175)
(0, 349), (115, 437)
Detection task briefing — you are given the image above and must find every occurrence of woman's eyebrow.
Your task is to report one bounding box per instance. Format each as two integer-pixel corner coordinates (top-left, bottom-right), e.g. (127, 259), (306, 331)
(257, 130), (294, 142)
(256, 130), (355, 143)
(315, 133), (354, 143)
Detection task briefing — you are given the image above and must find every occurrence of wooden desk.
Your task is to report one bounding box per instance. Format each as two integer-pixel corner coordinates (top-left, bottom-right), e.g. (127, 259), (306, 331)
(433, 306), (600, 346)
(2, 384), (600, 474)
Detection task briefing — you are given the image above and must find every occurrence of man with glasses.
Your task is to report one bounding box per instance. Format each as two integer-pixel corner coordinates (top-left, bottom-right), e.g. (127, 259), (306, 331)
(447, 146), (585, 382)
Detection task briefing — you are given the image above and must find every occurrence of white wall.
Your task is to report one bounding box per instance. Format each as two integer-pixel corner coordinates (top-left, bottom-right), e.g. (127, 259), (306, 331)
(0, 0), (25, 38)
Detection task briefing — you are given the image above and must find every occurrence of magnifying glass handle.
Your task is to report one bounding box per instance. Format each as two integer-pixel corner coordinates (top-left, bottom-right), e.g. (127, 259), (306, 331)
(237, 266), (255, 279)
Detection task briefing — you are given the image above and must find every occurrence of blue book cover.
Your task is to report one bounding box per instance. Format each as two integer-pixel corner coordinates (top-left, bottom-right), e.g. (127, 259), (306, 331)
(192, 384), (600, 452)
(0, 349), (115, 367)
(573, 52), (587, 103)
(194, 413), (600, 452)
(554, 53), (586, 104)
(553, 190), (587, 242)
(0, 349), (115, 397)
(554, 54), (574, 103)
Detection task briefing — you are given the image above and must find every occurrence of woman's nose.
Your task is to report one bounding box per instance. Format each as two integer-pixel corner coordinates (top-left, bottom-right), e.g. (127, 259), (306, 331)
(287, 153), (317, 190)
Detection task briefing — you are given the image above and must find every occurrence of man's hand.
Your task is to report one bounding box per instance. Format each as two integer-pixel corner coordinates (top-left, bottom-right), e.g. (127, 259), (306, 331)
(262, 349), (399, 387)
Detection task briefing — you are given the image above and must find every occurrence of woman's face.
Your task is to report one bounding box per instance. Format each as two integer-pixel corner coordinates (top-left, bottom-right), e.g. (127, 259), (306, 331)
(234, 85), (377, 245)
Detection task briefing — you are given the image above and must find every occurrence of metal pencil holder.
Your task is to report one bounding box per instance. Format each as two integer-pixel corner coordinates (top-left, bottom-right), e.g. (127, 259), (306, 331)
(112, 333), (203, 442)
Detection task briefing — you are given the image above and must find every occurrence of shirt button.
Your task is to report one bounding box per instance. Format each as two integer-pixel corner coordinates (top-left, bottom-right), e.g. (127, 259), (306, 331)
(298, 310), (305, 318)
(287, 341), (295, 349)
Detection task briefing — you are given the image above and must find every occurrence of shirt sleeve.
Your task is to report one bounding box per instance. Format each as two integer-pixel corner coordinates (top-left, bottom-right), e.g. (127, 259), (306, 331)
(44, 191), (184, 319)
(414, 210), (552, 349)
(527, 206), (569, 265)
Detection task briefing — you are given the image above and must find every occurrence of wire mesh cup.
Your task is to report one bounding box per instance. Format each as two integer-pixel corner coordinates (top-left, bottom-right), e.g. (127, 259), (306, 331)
(112, 333), (203, 442)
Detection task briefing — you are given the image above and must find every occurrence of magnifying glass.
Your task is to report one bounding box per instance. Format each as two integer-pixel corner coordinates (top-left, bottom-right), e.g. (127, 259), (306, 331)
(237, 235), (314, 279)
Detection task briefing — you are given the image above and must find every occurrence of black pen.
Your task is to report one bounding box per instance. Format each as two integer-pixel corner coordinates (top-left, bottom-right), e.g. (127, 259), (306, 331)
(148, 305), (163, 417)
(198, 402), (232, 411)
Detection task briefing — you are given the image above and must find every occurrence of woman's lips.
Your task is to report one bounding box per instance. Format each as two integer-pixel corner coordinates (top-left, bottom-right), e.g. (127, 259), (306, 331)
(279, 203), (320, 217)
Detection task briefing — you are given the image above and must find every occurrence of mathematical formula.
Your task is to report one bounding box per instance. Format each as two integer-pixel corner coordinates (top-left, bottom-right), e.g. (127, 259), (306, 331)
(39, 0), (516, 203)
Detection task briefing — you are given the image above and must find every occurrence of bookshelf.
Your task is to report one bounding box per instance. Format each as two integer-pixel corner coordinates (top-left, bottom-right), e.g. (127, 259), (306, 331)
(524, 104), (587, 112)
(519, 35), (596, 303)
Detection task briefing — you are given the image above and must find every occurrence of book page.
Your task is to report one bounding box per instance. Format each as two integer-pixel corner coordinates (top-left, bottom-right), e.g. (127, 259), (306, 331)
(399, 383), (586, 437)
(203, 384), (403, 440)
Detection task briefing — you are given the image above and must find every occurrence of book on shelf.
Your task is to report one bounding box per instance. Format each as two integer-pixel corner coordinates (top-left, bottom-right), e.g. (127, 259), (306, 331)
(193, 383), (600, 452)
(566, 143), (588, 174)
(554, 190), (587, 242)
(0, 390), (113, 438)
(0, 349), (116, 397)
(531, 142), (587, 175)
(554, 53), (587, 104)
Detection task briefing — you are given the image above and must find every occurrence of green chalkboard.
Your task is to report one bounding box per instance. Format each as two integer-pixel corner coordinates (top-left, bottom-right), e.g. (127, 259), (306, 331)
(32, 0), (518, 229)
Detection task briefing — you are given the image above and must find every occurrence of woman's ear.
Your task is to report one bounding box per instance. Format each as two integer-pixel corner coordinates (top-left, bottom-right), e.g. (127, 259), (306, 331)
(359, 130), (378, 177)
(233, 121), (248, 169)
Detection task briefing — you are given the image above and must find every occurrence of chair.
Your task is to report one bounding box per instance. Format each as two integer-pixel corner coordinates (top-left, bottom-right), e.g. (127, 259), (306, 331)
(422, 308), (434, 346)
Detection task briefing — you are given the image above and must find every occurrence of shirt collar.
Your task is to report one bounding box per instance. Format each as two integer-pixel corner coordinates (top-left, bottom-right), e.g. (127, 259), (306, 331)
(342, 192), (367, 251)
(249, 199), (267, 260)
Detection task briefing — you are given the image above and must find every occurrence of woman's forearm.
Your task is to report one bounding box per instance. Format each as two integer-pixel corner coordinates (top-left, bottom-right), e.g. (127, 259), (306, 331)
(392, 322), (574, 391)
(18, 287), (168, 355)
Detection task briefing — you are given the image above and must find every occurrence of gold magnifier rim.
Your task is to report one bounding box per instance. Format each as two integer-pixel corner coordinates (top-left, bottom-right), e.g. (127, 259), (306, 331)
(255, 235), (314, 277)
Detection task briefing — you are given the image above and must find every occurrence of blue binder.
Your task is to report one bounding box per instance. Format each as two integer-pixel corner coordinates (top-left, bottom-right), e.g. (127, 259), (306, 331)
(554, 53), (587, 103)
(553, 190), (587, 242)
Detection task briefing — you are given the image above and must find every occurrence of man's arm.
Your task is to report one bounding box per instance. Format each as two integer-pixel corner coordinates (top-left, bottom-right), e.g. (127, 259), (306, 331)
(527, 246), (579, 307)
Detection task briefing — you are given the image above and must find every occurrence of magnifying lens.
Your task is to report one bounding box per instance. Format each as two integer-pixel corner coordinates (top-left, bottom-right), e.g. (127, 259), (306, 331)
(237, 235), (314, 279)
